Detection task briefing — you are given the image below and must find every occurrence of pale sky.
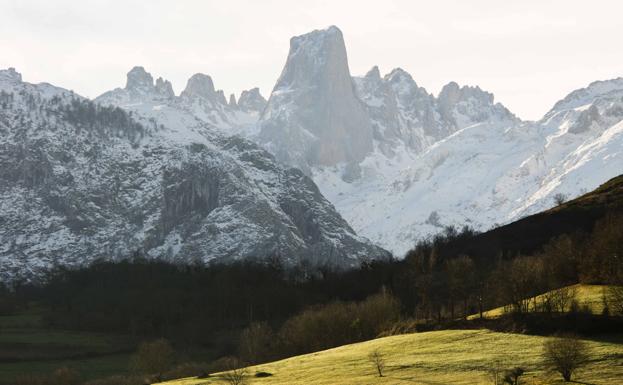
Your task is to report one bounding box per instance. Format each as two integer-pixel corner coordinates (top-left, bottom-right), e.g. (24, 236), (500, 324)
(1, 0), (622, 120)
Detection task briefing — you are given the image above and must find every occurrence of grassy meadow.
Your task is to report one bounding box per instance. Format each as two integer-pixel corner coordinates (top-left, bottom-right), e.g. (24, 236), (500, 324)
(157, 329), (623, 385)
(468, 284), (611, 320)
(0, 305), (134, 384)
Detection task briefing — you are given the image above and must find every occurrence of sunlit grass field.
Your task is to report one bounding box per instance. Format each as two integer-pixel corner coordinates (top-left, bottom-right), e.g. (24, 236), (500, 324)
(158, 329), (623, 385)
(468, 284), (610, 320)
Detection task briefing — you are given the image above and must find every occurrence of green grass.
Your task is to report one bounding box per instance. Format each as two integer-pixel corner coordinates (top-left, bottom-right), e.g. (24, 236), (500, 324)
(0, 305), (136, 383)
(0, 353), (133, 382)
(157, 329), (623, 385)
(468, 284), (610, 320)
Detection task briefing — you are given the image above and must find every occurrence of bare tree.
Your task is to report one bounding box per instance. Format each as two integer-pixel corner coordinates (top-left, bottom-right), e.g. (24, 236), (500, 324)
(238, 322), (274, 364)
(502, 367), (524, 385)
(368, 349), (386, 377)
(220, 357), (248, 385)
(553, 193), (568, 206)
(543, 335), (591, 382)
(543, 286), (577, 313)
(445, 255), (476, 319)
(130, 339), (175, 382)
(486, 361), (504, 385)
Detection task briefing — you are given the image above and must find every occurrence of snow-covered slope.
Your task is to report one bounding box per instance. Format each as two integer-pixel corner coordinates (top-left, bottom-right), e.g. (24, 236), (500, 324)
(254, 26), (622, 256)
(314, 77), (623, 255)
(0, 67), (389, 282)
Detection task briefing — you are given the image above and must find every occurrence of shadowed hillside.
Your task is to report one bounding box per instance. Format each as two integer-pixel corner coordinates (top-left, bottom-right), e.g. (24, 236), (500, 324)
(432, 174), (623, 261)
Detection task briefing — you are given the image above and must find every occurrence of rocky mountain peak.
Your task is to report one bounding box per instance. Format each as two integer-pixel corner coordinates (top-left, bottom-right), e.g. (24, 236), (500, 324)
(280, 25), (349, 89)
(216, 90), (227, 105)
(125, 66), (154, 91)
(365, 66), (381, 81)
(546, 77), (623, 118)
(238, 87), (266, 112)
(385, 68), (423, 97)
(181, 73), (217, 100)
(0, 67), (22, 83)
(260, 25), (373, 172)
(228, 93), (237, 108)
(155, 77), (175, 98)
(438, 82), (494, 106)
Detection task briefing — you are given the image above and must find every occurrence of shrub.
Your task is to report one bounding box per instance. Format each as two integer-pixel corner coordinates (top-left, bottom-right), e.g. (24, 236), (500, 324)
(219, 357), (248, 385)
(162, 362), (211, 381)
(130, 339), (176, 382)
(238, 322), (275, 364)
(378, 318), (419, 337)
(543, 334), (590, 382)
(278, 290), (400, 355)
(368, 349), (386, 377)
(502, 367), (524, 385)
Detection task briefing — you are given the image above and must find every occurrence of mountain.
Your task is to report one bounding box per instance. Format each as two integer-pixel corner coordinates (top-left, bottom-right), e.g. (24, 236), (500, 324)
(314, 74), (623, 255)
(2, 25), (622, 279)
(0, 67), (389, 282)
(258, 26), (374, 176)
(253, 26), (623, 256)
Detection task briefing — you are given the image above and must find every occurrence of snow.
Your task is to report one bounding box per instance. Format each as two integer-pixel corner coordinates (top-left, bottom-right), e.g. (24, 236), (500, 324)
(2, 26), (622, 277)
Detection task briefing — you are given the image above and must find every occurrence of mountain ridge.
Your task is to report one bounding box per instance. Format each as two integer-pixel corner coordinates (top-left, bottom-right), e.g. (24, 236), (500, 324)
(0, 67), (389, 282)
(2, 25), (622, 275)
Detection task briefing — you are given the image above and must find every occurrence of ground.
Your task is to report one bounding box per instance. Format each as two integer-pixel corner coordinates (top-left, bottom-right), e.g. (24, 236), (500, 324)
(157, 329), (623, 385)
(467, 284), (610, 320)
(0, 304), (134, 383)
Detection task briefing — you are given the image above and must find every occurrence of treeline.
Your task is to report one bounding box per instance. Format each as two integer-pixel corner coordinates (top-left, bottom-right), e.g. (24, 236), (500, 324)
(10, 256), (397, 349)
(401, 212), (623, 320)
(0, 89), (160, 142)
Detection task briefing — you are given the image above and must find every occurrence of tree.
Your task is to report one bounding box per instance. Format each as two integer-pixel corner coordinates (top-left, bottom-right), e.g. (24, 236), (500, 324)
(543, 335), (590, 382)
(486, 362), (503, 385)
(368, 349), (386, 377)
(130, 339), (175, 381)
(553, 193), (567, 206)
(502, 367), (524, 385)
(238, 322), (275, 364)
(445, 256), (476, 319)
(543, 285), (577, 313)
(220, 357), (248, 385)
(495, 257), (545, 314)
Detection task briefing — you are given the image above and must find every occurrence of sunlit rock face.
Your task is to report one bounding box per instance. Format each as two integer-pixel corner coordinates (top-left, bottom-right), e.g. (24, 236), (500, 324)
(259, 26), (374, 173)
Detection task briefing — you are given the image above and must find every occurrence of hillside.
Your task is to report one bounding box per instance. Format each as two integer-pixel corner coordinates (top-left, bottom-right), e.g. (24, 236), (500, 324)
(432, 174), (623, 261)
(467, 284), (610, 320)
(158, 329), (623, 385)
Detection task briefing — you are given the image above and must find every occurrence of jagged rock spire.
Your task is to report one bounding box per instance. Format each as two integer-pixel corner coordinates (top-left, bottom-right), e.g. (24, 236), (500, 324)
(238, 87), (267, 112)
(125, 66), (154, 91)
(259, 25), (373, 172)
(228, 93), (237, 108)
(181, 73), (216, 100)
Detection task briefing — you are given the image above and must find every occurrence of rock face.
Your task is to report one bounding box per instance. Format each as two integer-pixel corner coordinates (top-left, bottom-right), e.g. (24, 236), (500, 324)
(180, 73), (218, 100)
(238, 87), (266, 113)
(352, 68), (518, 156)
(259, 26), (374, 173)
(0, 68), (389, 282)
